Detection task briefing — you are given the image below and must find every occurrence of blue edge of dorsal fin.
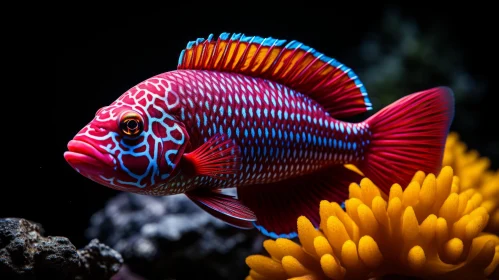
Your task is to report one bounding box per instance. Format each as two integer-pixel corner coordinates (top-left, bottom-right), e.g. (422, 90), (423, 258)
(178, 32), (372, 109)
(252, 201), (347, 239)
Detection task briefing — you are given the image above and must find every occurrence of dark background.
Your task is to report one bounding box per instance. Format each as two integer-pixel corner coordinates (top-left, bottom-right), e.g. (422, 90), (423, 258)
(17, 4), (499, 251)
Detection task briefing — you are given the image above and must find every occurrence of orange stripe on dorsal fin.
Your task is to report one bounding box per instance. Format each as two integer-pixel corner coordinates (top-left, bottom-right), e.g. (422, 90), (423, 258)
(177, 33), (372, 119)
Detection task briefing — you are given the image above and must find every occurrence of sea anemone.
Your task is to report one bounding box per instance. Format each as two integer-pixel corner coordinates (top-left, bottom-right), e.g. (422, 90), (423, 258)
(443, 132), (499, 234)
(245, 134), (499, 280)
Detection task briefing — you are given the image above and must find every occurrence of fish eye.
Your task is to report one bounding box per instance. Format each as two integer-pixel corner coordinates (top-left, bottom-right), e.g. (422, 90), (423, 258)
(119, 111), (144, 138)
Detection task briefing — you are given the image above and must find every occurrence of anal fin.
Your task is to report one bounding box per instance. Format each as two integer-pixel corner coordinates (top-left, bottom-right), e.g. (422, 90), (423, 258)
(186, 189), (256, 229)
(237, 164), (363, 239)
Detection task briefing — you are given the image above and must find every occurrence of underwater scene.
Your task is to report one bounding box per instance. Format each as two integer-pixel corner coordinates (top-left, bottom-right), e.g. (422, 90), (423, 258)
(10, 5), (498, 280)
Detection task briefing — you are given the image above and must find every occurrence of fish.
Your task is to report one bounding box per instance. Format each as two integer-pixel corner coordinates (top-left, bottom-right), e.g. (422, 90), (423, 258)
(64, 32), (455, 238)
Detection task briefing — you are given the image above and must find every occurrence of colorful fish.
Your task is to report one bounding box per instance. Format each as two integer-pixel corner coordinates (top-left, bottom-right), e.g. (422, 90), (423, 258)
(64, 33), (455, 238)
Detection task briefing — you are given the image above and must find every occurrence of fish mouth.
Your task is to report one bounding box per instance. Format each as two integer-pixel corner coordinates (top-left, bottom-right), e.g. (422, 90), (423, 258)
(64, 140), (115, 173)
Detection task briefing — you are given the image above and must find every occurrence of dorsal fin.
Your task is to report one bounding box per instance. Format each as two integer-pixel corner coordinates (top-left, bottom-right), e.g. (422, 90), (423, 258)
(177, 32), (372, 119)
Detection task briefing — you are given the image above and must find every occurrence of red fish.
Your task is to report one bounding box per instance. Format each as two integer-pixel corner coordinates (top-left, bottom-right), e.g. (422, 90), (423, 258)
(64, 33), (455, 238)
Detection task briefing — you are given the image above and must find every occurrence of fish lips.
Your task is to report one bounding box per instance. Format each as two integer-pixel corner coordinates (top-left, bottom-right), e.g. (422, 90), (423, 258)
(64, 140), (116, 175)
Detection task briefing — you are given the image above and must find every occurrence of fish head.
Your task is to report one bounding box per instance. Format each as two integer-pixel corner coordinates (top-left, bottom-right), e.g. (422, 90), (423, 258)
(64, 76), (189, 193)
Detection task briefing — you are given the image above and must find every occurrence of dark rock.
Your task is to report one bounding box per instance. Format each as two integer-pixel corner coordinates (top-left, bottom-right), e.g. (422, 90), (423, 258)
(78, 239), (124, 280)
(0, 218), (123, 280)
(87, 192), (266, 280)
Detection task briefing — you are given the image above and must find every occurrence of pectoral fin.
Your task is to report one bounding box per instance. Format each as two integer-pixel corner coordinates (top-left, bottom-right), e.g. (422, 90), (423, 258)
(181, 133), (242, 180)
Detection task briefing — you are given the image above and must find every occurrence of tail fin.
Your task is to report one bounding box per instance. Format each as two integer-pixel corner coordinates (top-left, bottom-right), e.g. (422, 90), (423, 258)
(358, 87), (455, 192)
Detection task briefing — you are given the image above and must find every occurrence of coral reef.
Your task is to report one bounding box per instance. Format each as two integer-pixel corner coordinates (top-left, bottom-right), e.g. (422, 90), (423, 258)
(443, 133), (499, 234)
(245, 166), (499, 280)
(0, 218), (122, 280)
(87, 191), (265, 280)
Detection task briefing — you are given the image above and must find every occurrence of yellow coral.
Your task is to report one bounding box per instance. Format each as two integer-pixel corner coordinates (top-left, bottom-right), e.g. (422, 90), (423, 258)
(443, 132), (499, 234)
(245, 166), (499, 279)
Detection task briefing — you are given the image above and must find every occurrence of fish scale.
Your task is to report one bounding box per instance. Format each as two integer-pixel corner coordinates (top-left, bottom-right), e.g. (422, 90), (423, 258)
(64, 32), (455, 238)
(153, 69), (371, 194)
